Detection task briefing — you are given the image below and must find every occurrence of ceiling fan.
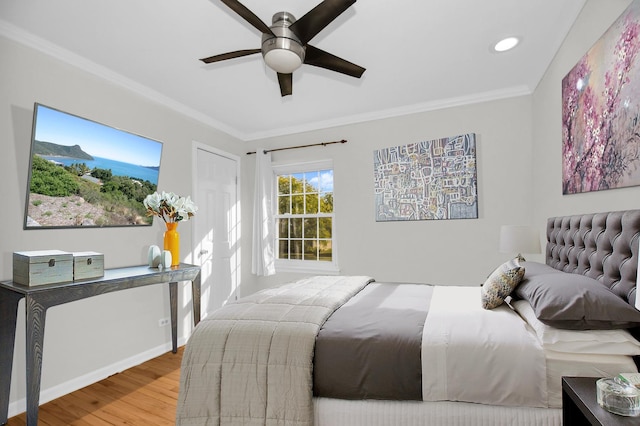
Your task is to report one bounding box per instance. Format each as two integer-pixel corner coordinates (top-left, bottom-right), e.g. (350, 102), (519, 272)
(200, 0), (366, 96)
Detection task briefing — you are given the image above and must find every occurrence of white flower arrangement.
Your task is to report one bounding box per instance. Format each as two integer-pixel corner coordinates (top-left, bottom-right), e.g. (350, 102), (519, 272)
(143, 191), (198, 223)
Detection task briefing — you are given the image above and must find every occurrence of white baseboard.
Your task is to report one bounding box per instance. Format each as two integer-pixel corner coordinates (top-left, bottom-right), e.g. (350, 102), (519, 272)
(7, 337), (187, 419)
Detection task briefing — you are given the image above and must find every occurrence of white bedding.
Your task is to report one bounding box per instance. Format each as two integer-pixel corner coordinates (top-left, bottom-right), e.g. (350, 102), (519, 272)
(420, 286), (638, 409)
(421, 286), (547, 407)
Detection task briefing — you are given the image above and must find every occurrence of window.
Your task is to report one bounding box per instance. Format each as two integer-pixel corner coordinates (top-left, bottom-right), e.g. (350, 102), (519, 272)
(273, 160), (337, 273)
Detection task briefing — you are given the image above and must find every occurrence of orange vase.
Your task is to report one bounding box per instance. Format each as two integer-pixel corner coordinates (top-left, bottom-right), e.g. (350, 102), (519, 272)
(163, 222), (180, 267)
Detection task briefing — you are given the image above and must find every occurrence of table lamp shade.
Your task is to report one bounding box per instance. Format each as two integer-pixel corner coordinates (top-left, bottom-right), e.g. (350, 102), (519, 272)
(499, 225), (541, 255)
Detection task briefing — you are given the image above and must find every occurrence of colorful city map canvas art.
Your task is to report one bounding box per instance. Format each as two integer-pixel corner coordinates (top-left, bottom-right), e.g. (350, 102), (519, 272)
(562, 0), (640, 194)
(373, 133), (477, 221)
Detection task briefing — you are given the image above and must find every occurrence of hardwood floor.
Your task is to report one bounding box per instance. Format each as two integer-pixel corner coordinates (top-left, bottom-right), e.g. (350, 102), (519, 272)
(7, 347), (183, 426)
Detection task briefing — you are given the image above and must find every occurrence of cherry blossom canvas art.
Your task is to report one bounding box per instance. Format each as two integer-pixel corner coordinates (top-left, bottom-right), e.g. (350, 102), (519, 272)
(562, 0), (640, 194)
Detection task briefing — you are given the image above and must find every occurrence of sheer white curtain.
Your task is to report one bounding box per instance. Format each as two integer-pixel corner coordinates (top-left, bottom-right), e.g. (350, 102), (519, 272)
(251, 149), (276, 276)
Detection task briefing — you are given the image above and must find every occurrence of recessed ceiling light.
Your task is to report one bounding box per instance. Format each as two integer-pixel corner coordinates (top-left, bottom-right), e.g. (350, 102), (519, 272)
(493, 37), (520, 52)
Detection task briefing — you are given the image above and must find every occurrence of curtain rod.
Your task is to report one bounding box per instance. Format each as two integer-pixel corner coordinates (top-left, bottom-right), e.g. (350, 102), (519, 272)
(246, 139), (347, 155)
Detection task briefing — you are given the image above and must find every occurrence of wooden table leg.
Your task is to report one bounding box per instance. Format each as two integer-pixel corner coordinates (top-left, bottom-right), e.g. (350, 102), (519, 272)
(0, 290), (23, 425)
(25, 295), (47, 426)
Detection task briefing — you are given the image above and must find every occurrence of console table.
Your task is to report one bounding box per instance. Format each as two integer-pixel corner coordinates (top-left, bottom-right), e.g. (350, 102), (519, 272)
(0, 263), (201, 426)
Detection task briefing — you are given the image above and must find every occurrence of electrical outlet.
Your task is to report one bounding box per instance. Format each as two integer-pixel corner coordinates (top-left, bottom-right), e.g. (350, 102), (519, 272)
(158, 318), (170, 327)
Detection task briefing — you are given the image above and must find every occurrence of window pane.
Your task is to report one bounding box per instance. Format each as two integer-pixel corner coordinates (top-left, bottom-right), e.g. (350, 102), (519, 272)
(305, 194), (318, 214)
(319, 217), (332, 238)
(320, 193), (333, 213)
(292, 173), (304, 194)
(304, 171), (319, 193)
(278, 175), (291, 195)
(278, 218), (289, 238)
(319, 170), (333, 192)
(292, 195), (304, 214)
(304, 240), (318, 260)
(304, 218), (317, 238)
(278, 195), (290, 214)
(291, 240), (303, 260)
(319, 240), (332, 261)
(291, 218), (303, 238)
(278, 240), (289, 259)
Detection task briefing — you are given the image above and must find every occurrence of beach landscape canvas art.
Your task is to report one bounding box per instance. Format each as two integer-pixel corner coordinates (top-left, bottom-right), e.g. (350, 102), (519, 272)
(562, 0), (640, 194)
(373, 133), (477, 221)
(24, 104), (163, 229)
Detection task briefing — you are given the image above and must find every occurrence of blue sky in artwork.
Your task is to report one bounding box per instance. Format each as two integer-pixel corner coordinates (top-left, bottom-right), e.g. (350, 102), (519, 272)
(33, 104), (162, 167)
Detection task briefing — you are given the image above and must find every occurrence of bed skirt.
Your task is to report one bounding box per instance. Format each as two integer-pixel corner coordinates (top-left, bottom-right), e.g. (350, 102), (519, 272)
(313, 398), (562, 426)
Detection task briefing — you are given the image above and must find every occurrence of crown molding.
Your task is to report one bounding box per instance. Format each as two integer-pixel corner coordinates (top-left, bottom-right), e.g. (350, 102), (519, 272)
(1, 18), (533, 143)
(0, 19), (244, 140)
(242, 85), (533, 141)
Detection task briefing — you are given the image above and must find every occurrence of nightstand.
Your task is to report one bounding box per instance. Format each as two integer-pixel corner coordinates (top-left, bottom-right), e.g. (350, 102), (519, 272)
(562, 377), (639, 425)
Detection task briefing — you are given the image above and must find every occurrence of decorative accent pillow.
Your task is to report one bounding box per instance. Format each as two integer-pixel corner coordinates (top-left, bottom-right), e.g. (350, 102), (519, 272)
(481, 258), (525, 310)
(513, 271), (640, 330)
(511, 299), (640, 355)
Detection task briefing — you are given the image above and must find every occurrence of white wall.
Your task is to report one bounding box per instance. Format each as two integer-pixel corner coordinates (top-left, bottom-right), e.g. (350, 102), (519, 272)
(243, 95), (537, 294)
(531, 0), (639, 227)
(0, 35), (243, 415)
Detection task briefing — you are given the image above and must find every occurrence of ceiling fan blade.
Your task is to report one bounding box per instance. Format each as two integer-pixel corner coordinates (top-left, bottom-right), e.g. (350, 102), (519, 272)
(200, 49), (261, 63)
(220, 0), (275, 36)
(289, 0), (356, 45)
(277, 73), (293, 96)
(304, 45), (365, 78)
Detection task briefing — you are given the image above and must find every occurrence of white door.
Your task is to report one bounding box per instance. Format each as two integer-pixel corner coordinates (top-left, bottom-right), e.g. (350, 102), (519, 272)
(193, 144), (239, 316)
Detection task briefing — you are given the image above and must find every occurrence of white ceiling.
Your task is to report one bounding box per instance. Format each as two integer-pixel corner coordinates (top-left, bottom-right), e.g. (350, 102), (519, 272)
(0, 0), (586, 141)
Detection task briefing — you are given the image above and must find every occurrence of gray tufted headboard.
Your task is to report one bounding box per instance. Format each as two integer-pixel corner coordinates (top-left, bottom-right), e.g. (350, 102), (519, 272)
(546, 210), (640, 309)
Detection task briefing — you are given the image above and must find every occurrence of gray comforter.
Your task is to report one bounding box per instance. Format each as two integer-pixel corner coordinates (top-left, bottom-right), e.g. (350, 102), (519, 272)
(176, 275), (373, 426)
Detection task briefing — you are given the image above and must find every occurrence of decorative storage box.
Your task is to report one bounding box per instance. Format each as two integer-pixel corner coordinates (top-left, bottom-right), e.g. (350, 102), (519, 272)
(72, 251), (104, 280)
(597, 377), (640, 416)
(13, 250), (73, 286)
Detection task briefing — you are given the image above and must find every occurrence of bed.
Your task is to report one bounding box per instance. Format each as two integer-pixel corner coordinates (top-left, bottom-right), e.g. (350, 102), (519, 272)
(176, 209), (640, 425)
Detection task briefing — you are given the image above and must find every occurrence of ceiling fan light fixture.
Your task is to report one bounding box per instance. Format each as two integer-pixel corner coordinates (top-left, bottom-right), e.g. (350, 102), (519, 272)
(261, 12), (305, 74)
(264, 48), (303, 73)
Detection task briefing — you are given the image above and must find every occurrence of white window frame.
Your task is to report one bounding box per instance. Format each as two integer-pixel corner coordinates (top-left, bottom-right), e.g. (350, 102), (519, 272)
(272, 159), (339, 274)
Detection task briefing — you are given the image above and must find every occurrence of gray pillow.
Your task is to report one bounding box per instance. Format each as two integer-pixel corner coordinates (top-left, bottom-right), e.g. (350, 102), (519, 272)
(519, 261), (563, 276)
(513, 272), (640, 330)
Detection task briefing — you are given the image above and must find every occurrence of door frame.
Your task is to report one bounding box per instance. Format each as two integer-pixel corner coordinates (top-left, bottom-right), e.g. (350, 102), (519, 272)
(190, 141), (242, 304)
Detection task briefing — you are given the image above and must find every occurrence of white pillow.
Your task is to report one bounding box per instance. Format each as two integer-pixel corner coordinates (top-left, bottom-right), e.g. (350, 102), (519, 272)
(511, 299), (640, 355)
